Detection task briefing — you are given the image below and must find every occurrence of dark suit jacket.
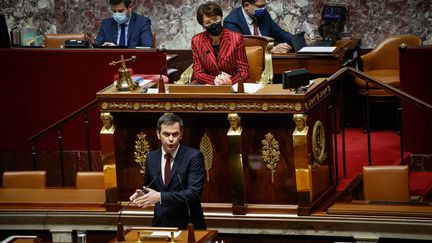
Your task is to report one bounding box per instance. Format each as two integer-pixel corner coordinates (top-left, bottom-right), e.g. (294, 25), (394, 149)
(143, 144), (206, 229)
(224, 7), (292, 44)
(191, 28), (250, 85)
(96, 13), (152, 48)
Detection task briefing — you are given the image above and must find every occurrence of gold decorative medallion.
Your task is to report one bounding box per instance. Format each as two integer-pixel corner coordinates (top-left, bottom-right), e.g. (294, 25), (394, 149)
(101, 102), (108, 110)
(261, 132), (280, 183)
(312, 120), (327, 167)
(199, 133), (213, 182)
(134, 132), (151, 174)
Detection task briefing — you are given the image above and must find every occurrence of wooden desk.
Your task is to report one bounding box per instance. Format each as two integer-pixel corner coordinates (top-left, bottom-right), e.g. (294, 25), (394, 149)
(272, 38), (360, 75)
(97, 79), (335, 215)
(115, 229), (217, 243)
(0, 188), (106, 211)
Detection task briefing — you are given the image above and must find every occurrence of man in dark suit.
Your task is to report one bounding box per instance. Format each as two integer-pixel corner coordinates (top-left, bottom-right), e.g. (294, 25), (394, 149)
(130, 113), (206, 229)
(96, 0), (152, 48)
(224, 0), (293, 53)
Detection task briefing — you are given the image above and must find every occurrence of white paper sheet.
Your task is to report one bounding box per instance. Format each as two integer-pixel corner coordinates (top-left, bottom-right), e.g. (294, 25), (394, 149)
(297, 46), (337, 53)
(232, 83), (264, 93)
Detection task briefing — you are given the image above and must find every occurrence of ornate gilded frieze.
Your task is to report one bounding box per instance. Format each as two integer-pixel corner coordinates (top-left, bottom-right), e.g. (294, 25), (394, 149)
(134, 132), (151, 174)
(304, 86), (331, 110)
(312, 120), (327, 168)
(101, 101), (303, 113)
(199, 133), (213, 182)
(261, 132), (281, 184)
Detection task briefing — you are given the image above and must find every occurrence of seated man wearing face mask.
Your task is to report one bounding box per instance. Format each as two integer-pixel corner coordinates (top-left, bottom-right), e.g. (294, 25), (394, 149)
(96, 0), (152, 48)
(224, 0), (292, 53)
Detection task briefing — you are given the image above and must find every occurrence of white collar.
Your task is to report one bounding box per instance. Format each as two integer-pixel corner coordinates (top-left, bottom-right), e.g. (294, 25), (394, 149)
(241, 7), (254, 25)
(162, 144), (180, 160)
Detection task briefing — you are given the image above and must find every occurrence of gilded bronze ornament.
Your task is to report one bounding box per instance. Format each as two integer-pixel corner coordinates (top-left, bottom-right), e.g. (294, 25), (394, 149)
(100, 112), (115, 134)
(101, 101), (299, 113)
(109, 55), (138, 91)
(262, 132), (281, 184)
(134, 132), (151, 174)
(312, 120), (327, 167)
(199, 133), (214, 182)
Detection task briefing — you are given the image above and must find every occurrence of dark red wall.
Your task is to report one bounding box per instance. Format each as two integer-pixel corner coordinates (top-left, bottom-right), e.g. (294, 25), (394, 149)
(0, 48), (168, 152)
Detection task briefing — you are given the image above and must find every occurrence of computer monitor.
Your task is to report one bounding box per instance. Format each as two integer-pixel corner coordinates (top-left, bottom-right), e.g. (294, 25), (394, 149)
(0, 14), (11, 48)
(322, 4), (348, 22)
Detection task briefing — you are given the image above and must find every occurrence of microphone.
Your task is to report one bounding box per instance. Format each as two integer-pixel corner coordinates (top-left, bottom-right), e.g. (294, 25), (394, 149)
(218, 57), (244, 93)
(177, 173), (195, 243)
(158, 65), (167, 93)
(117, 171), (161, 241)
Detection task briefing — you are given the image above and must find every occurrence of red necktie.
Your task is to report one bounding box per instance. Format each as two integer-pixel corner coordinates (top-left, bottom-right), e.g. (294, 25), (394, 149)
(252, 19), (259, 35)
(164, 153), (172, 187)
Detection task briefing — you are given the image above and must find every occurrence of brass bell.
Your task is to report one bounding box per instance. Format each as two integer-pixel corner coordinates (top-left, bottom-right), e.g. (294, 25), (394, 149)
(109, 55), (139, 91)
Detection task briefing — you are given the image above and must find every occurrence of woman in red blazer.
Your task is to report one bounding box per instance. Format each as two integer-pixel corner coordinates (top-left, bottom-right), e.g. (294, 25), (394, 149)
(192, 2), (250, 85)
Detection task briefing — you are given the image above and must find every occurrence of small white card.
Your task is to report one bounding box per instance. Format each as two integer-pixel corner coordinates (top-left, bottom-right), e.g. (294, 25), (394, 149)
(297, 46), (337, 53)
(150, 231), (181, 238)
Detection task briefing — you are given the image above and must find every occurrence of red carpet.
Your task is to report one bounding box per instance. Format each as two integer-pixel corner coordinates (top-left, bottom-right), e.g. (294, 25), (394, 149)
(335, 128), (432, 198)
(336, 128), (407, 181)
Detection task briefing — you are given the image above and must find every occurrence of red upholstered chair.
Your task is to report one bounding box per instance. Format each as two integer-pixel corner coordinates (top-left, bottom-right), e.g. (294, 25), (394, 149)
(2, 171), (46, 188)
(76, 171), (105, 189)
(363, 165), (409, 201)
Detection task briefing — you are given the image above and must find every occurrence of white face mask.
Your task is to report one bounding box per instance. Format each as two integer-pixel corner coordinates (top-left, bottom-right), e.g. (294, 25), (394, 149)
(113, 12), (128, 24)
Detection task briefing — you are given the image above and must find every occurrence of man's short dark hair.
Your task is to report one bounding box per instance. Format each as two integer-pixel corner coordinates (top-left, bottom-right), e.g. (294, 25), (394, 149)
(157, 113), (184, 131)
(196, 2), (223, 26)
(109, 0), (131, 8)
(242, 0), (257, 5)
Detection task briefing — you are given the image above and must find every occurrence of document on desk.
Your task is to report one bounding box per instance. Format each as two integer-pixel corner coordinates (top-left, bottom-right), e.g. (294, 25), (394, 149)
(232, 83), (264, 93)
(297, 46), (337, 54)
(151, 231), (181, 238)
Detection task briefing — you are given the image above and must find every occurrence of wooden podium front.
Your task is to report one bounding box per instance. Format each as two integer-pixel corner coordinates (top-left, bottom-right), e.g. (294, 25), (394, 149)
(110, 229), (217, 243)
(96, 79), (336, 215)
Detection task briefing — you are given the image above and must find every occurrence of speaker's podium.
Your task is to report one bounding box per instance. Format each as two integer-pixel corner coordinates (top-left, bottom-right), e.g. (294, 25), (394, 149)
(96, 78), (335, 216)
(110, 227), (217, 243)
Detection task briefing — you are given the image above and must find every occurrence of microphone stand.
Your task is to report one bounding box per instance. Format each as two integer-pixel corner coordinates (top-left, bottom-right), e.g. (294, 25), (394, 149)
(116, 172), (160, 242)
(116, 201), (128, 242)
(158, 66), (166, 93)
(237, 70), (244, 93)
(177, 173), (195, 243)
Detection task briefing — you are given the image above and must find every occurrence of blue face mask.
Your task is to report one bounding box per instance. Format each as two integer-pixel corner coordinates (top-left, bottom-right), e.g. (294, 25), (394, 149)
(113, 12), (128, 24)
(254, 7), (266, 18)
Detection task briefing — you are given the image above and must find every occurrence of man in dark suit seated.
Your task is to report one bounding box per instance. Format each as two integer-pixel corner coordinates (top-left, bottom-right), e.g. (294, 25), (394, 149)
(130, 113), (206, 229)
(224, 0), (293, 53)
(96, 0), (152, 48)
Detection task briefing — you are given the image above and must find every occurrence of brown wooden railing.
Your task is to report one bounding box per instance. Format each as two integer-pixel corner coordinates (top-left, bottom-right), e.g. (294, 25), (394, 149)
(27, 99), (99, 186)
(327, 67), (432, 179)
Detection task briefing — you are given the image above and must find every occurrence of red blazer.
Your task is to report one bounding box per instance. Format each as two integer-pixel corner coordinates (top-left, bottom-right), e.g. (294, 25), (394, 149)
(191, 28), (250, 85)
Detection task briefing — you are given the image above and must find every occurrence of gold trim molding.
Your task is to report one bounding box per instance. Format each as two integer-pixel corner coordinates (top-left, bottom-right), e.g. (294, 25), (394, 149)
(261, 132), (281, 184)
(134, 132), (151, 174)
(304, 86), (331, 110)
(101, 101), (302, 113)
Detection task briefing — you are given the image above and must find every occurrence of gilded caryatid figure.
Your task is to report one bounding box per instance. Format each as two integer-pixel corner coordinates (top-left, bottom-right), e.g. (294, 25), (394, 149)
(227, 113), (242, 135)
(100, 112), (115, 134)
(293, 114), (308, 135)
(292, 113), (309, 169)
